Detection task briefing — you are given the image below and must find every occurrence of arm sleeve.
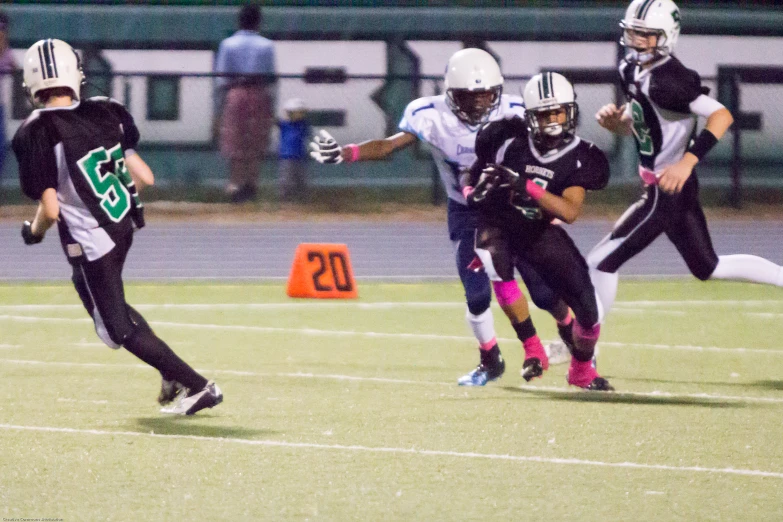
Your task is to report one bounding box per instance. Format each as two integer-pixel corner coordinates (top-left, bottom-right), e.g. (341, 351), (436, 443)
(397, 99), (434, 139)
(573, 142), (611, 191)
(107, 100), (141, 153)
(649, 66), (703, 114)
(689, 94), (726, 119)
(13, 122), (58, 201)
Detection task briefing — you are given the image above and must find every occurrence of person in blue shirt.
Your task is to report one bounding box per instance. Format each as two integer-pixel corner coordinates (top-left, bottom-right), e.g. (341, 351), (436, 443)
(278, 98), (311, 202)
(213, 4), (276, 203)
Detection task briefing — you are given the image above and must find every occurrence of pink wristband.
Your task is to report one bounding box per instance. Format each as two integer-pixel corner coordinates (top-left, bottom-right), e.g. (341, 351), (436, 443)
(462, 186), (474, 199)
(525, 179), (546, 201)
(344, 144), (360, 163)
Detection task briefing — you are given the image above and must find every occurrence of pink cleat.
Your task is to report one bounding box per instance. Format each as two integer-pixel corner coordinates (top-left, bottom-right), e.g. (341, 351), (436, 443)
(521, 336), (549, 381)
(567, 359), (613, 391)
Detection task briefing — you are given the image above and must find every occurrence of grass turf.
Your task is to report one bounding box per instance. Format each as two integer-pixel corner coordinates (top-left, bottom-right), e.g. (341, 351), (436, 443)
(0, 280), (782, 521)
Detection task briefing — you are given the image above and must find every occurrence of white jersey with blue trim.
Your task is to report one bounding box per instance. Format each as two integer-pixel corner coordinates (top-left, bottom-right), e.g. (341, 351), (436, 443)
(398, 94), (525, 205)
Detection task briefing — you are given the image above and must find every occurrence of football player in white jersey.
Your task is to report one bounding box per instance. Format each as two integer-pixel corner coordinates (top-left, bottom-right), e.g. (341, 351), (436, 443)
(588, 0), (783, 323)
(311, 48), (574, 386)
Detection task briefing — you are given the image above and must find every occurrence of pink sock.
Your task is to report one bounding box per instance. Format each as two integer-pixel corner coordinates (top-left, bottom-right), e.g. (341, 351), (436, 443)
(522, 335), (549, 369)
(479, 338), (497, 351)
(568, 358), (598, 387)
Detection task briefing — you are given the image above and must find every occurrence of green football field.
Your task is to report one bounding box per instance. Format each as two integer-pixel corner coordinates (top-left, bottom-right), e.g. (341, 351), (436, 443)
(1, 280), (782, 521)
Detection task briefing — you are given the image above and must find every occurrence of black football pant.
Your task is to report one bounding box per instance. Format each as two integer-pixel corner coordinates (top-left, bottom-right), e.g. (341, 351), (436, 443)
(476, 223), (599, 328)
(587, 175), (719, 280)
(71, 229), (208, 391)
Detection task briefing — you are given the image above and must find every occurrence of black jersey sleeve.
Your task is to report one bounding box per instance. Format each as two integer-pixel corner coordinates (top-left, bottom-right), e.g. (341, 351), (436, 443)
(648, 59), (703, 114)
(573, 141), (610, 191)
(12, 117), (58, 201)
(468, 116), (527, 187)
(91, 97), (141, 151)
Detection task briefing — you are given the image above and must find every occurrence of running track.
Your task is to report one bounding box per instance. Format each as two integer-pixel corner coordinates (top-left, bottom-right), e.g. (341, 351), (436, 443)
(1, 220), (781, 281)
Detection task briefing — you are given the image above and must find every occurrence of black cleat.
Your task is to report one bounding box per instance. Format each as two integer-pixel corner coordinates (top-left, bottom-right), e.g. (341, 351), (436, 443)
(520, 357), (545, 382)
(586, 377), (614, 392)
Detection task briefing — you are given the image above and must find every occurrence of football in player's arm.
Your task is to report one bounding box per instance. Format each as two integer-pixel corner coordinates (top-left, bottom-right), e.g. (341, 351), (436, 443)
(463, 72), (613, 391)
(587, 0), (783, 325)
(15, 38), (222, 415)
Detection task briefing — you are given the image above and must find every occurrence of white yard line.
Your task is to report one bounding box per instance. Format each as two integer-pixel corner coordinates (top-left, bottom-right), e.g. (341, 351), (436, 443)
(0, 423), (780, 479)
(1, 299), (782, 311)
(2, 314), (781, 355)
(1, 358), (782, 404)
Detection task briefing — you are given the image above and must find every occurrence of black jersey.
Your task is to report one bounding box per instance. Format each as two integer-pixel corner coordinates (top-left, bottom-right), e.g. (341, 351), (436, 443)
(13, 97), (142, 262)
(619, 55), (706, 172)
(470, 116), (610, 231)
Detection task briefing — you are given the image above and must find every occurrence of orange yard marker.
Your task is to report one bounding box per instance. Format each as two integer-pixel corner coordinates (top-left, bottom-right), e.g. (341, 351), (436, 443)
(286, 243), (358, 299)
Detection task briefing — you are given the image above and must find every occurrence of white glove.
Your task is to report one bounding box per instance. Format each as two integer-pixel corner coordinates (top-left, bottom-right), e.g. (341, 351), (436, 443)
(309, 130), (343, 164)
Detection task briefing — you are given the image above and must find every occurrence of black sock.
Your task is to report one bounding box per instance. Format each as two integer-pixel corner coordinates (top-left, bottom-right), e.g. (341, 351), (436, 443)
(479, 344), (501, 368)
(512, 317), (536, 343)
(123, 329), (208, 391)
(558, 321), (575, 351)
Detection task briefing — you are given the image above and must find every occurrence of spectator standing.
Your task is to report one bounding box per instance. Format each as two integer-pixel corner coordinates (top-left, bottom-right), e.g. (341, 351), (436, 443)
(213, 4), (276, 203)
(277, 98), (310, 202)
(0, 12), (17, 182)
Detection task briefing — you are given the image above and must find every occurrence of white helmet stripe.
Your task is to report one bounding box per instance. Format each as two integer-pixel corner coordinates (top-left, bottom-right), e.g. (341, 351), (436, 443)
(49, 40), (59, 77)
(637, 0), (655, 20)
(36, 45), (48, 80)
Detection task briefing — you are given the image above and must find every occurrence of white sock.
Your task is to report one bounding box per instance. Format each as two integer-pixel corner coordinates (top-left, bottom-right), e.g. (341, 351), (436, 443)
(466, 307), (497, 346)
(589, 268), (619, 324)
(710, 255), (783, 286)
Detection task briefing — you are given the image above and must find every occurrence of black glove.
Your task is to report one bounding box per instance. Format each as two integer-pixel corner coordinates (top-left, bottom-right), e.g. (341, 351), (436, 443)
(21, 221), (44, 245)
(309, 130), (343, 164)
(130, 204), (146, 230)
(484, 163), (524, 191)
(468, 165), (513, 209)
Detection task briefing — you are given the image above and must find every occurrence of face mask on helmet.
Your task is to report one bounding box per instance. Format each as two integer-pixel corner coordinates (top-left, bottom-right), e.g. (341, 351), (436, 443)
(444, 48), (504, 126)
(23, 38), (85, 105)
(620, 0), (681, 65)
(522, 72), (578, 150)
(446, 87), (502, 126)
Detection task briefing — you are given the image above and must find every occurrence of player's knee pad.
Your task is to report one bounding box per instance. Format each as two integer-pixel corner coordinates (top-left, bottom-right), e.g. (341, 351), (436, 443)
(93, 311), (135, 350)
(466, 287), (492, 316)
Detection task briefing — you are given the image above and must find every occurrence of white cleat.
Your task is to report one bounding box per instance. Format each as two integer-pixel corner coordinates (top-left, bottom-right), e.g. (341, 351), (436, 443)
(160, 381), (223, 415)
(544, 340), (571, 366)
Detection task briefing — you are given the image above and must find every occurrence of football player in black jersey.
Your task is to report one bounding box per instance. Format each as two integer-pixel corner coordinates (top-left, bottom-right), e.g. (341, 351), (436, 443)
(14, 39), (223, 415)
(588, 0), (783, 324)
(463, 72), (613, 391)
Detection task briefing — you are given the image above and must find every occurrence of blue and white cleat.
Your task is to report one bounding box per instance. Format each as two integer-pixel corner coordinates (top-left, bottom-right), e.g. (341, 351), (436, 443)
(457, 360), (505, 386)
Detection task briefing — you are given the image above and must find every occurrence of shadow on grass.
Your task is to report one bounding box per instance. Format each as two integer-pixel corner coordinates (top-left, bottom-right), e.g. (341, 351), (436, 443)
(133, 417), (275, 439)
(751, 380), (783, 391)
(501, 386), (745, 408)
(622, 377), (783, 392)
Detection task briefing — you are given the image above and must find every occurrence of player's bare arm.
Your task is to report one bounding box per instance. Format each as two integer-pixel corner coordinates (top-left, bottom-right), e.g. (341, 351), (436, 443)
(310, 130), (416, 164)
(125, 153), (155, 190)
(535, 186), (586, 224)
(659, 107), (734, 195)
(596, 103), (632, 136)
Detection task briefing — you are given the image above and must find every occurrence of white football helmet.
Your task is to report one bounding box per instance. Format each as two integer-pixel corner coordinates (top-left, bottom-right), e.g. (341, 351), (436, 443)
(23, 39), (85, 102)
(444, 48), (503, 126)
(620, 0), (681, 65)
(522, 72), (578, 148)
